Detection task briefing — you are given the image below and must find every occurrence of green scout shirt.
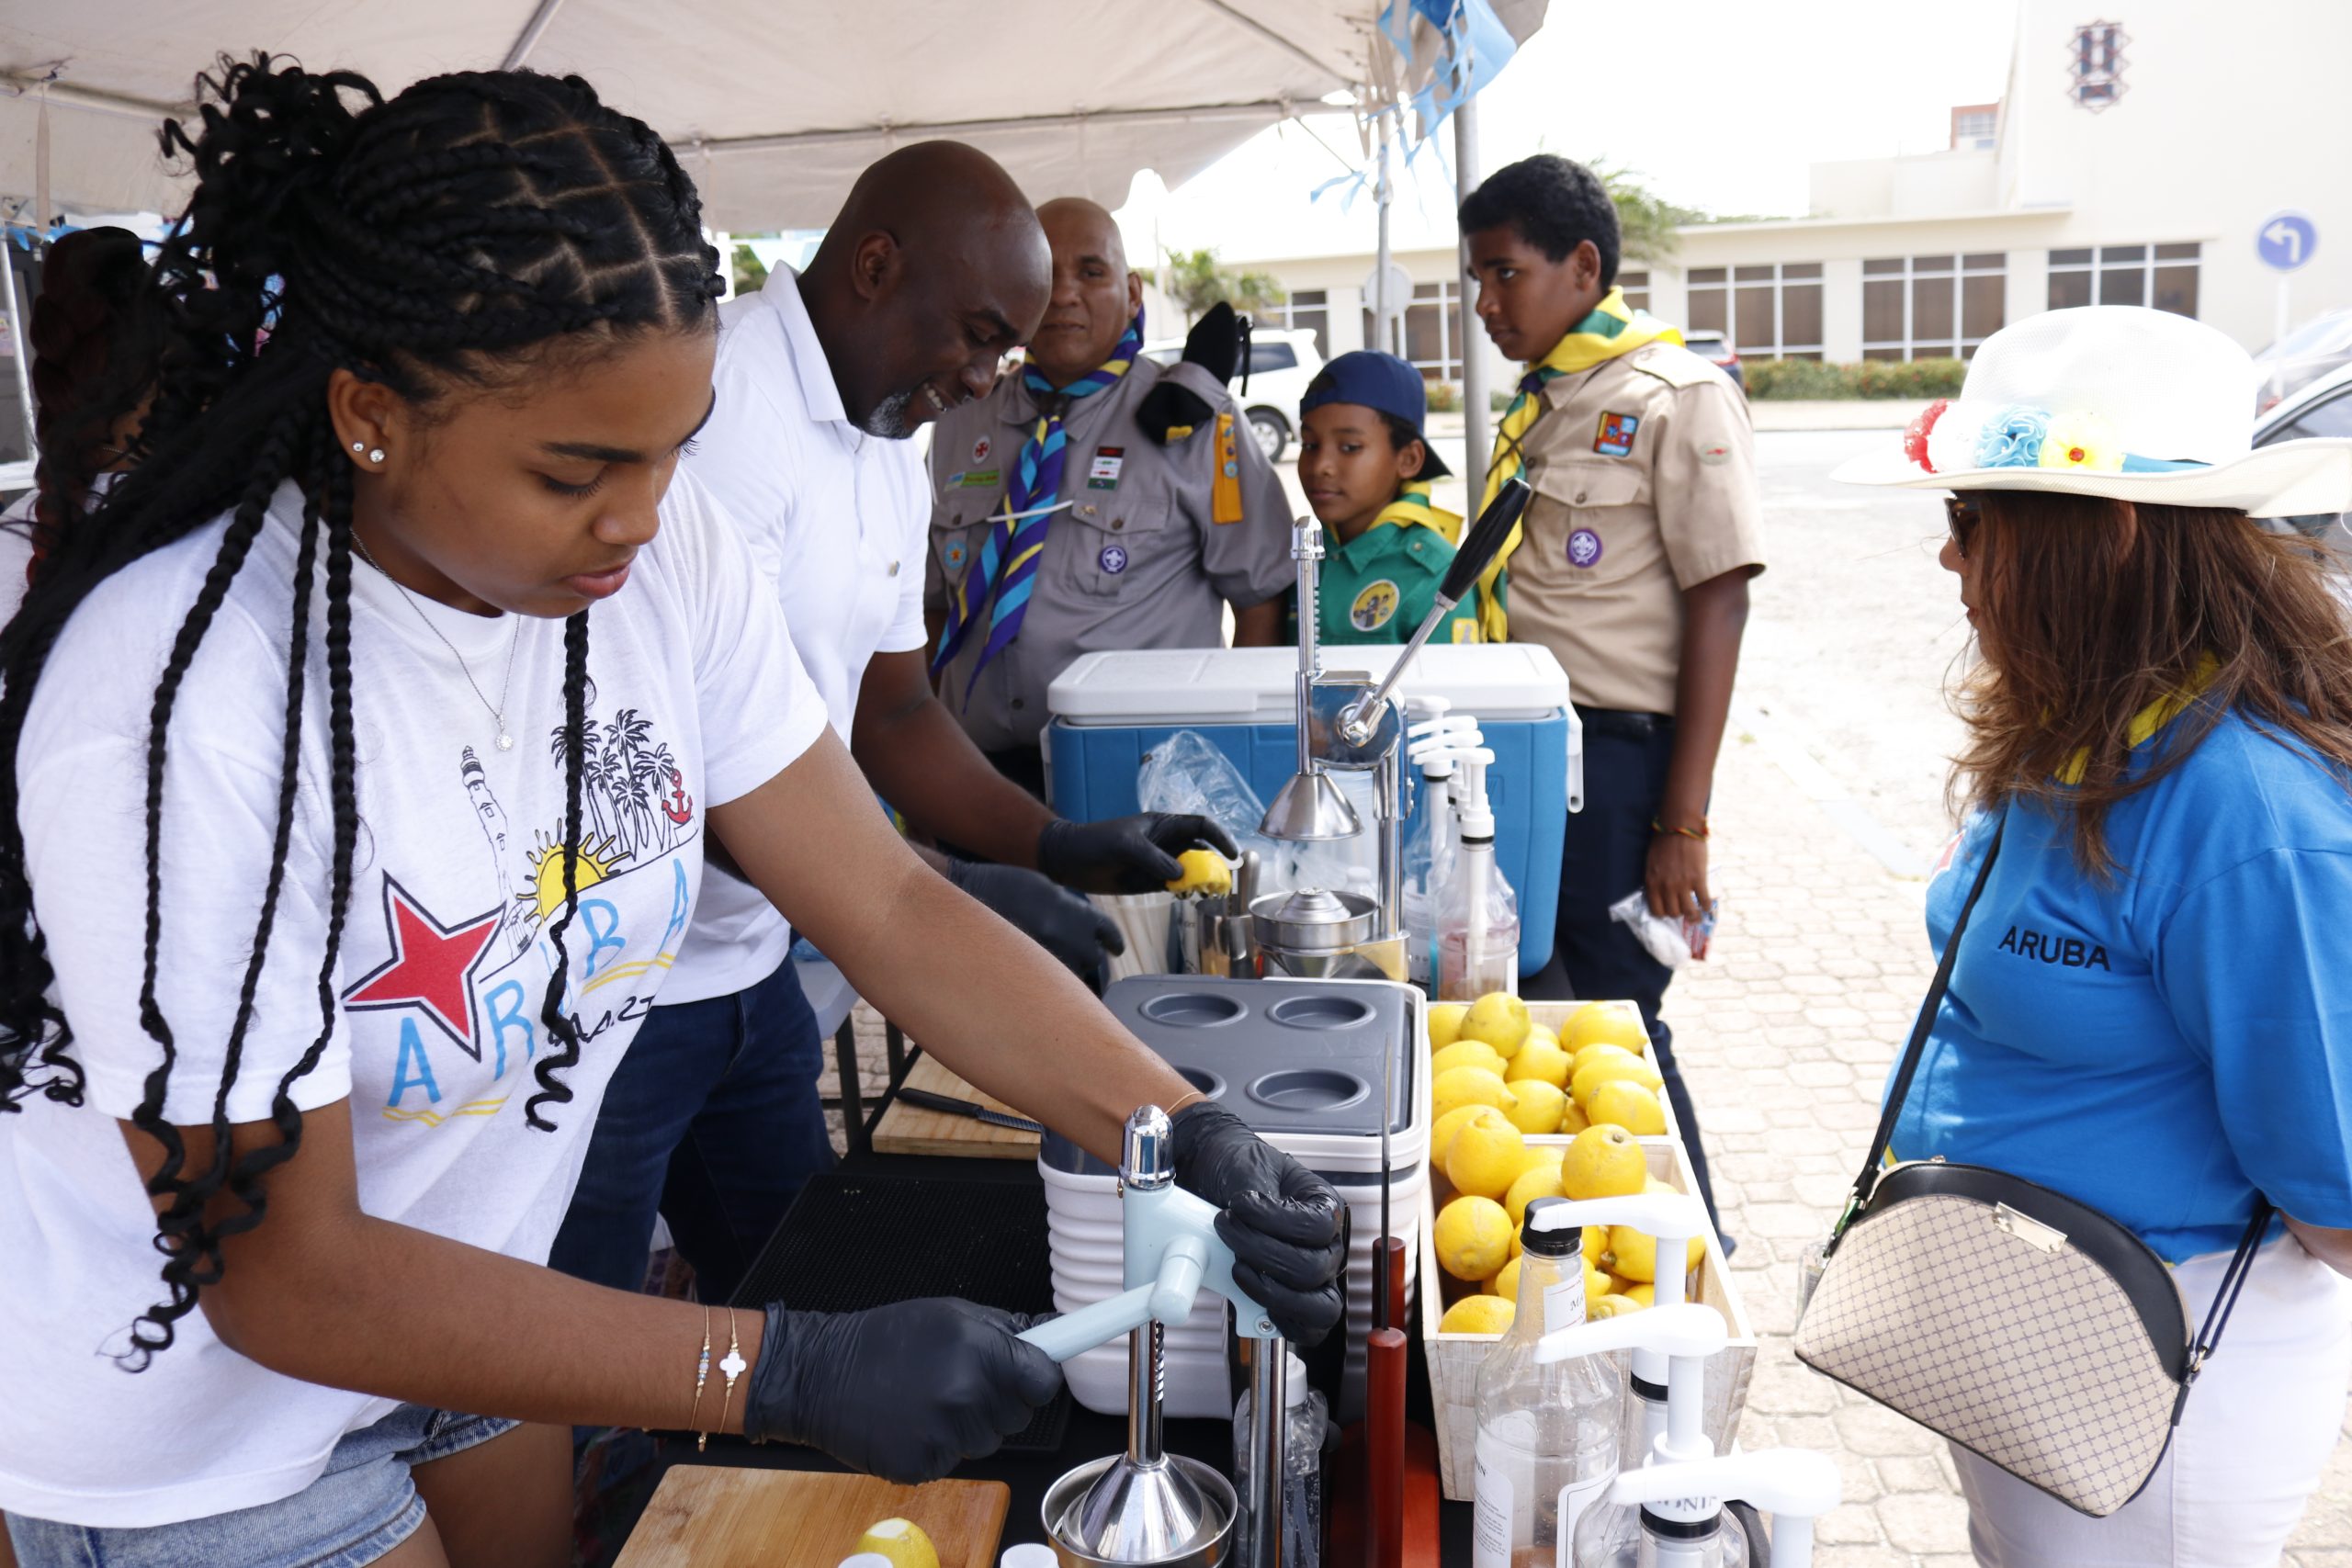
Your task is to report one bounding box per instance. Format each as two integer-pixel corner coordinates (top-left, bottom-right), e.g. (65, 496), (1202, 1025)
(1310, 484), (1482, 647)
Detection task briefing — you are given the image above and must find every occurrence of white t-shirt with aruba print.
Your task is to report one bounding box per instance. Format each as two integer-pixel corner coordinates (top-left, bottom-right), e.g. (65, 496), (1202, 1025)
(0, 468), (825, 1528)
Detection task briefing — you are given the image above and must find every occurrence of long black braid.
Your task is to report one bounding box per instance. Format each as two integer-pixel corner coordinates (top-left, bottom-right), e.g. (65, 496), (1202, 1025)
(0, 53), (723, 1362)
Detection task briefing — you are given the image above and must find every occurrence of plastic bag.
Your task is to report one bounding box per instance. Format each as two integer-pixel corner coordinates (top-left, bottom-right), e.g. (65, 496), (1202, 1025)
(1608, 888), (1719, 970)
(1137, 730), (1268, 843)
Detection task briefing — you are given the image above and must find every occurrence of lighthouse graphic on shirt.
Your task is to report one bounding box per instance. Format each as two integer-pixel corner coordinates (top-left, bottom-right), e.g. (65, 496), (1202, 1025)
(341, 698), (701, 1129)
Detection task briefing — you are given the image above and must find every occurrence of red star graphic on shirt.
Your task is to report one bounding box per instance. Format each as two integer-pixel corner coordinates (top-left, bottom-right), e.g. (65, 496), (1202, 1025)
(342, 876), (502, 1058)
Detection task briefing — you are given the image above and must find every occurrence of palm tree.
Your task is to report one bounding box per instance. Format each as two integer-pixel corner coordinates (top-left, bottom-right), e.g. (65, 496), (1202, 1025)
(1148, 248), (1289, 329)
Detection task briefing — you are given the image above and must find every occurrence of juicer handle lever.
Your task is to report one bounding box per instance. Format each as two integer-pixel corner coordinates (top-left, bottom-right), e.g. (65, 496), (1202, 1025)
(1019, 1286), (1155, 1363)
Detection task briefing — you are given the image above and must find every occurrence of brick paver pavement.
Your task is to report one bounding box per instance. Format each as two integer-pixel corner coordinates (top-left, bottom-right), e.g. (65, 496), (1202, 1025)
(822, 707), (2352, 1563)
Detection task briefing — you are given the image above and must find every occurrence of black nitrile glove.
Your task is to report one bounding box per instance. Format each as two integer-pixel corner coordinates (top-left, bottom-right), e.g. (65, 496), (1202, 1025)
(1035, 813), (1241, 896)
(744, 1299), (1063, 1483)
(947, 859), (1123, 981)
(1169, 1101), (1346, 1347)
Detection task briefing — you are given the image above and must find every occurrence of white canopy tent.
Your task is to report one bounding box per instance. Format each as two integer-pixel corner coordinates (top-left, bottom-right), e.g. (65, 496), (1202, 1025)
(0, 0), (1544, 475)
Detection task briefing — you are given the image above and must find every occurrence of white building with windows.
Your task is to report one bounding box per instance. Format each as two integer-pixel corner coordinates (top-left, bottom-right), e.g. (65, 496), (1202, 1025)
(1238, 0), (2351, 383)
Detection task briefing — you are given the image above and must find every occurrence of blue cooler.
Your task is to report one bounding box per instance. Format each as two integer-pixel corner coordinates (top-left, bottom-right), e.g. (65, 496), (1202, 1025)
(1044, 644), (1577, 976)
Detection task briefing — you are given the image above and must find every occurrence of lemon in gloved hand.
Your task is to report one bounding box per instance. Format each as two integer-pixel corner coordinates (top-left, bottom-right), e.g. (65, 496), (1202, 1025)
(1164, 848), (1233, 896)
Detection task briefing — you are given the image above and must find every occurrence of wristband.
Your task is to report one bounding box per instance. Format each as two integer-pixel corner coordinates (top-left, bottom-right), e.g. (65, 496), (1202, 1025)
(1651, 817), (1710, 841)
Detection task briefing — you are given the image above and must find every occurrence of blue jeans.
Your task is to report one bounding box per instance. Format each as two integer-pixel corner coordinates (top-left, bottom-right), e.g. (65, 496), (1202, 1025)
(1525, 707), (1722, 1232)
(548, 959), (834, 1308)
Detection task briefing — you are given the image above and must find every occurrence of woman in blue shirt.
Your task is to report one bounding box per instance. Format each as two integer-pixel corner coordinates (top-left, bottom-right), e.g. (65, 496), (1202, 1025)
(1838, 305), (2352, 1567)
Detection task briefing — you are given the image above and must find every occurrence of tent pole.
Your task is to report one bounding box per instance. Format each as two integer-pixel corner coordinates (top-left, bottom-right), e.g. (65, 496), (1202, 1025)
(0, 243), (36, 467)
(1448, 95), (1486, 486)
(1374, 107), (1394, 357)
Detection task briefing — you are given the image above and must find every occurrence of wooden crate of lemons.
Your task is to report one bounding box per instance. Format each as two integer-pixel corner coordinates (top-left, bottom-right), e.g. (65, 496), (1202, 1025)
(1415, 997), (1756, 1503)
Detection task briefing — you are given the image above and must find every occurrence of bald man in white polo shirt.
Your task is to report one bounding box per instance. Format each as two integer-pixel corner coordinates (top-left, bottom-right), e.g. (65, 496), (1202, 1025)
(549, 143), (1234, 1314)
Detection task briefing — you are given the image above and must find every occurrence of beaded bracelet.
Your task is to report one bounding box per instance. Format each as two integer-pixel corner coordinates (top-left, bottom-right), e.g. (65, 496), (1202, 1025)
(1651, 818), (1710, 841)
(686, 1308), (712, 1446)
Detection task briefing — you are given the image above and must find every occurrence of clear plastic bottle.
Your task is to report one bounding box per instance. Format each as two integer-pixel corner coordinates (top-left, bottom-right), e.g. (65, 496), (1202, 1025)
(1437, 749), (1518, 1000)
(1471, 1198), (1622, 1568)
(1233, 1352), (1325, 1568)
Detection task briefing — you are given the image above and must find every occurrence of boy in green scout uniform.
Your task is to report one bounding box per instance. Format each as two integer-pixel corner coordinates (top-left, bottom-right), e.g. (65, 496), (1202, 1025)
(1295, 351), (1486, 645)
(1460, 153), (1766, 1235)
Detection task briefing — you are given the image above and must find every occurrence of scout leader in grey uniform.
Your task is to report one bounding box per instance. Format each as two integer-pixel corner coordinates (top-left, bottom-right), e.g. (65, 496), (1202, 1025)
(926, 197), (1295, 796)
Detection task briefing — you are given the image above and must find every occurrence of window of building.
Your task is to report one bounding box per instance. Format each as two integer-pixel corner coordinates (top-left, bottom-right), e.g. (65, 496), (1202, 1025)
(2047, 243), (2199, 317)
(1620, 269), (1650, 313)
(2069, 22), (2130, 112)
(1862, 253), (2005, 360)
(1265, 288), (1329, 361)
(1685, 263), (1823, 361)
(1950, 104), (1998, 150)
(1363, 279), (1467, 381)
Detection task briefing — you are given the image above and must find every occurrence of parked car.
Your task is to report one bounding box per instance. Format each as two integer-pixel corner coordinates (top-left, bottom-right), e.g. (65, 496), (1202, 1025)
(2250, 358), (2352, 584)
(1142, 325), (1326, 461)
(2253, 307), (2352, 414)
(1680, 330), (1745, 392)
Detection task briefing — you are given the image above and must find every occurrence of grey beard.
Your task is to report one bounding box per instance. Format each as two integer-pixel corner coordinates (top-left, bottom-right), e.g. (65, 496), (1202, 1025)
(860, 388), (917, 439)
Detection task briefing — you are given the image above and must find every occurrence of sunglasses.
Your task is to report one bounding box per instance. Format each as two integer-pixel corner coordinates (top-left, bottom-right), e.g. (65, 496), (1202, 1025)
(1944, 495), (1982, 559)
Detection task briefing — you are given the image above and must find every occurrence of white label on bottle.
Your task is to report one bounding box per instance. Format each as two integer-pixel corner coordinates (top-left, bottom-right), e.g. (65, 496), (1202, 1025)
(1555, 1473), (1614, 1566)
(1542, 1277), (1587, 1337)
(1471, 1446), (1513, 1568)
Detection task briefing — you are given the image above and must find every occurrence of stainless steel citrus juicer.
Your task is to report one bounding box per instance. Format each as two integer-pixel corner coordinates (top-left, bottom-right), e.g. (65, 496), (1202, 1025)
(1022, 1107), (1288, 1568)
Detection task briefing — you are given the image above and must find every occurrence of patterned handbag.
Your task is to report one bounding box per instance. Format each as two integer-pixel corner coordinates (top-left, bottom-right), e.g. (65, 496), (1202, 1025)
(1792, 810), (2272, 1517)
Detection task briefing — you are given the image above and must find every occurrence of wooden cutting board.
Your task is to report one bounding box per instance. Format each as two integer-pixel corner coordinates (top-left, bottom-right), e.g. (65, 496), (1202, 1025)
(871, 1054), (1041, 1159)
(613, 1468), (1012, 1568)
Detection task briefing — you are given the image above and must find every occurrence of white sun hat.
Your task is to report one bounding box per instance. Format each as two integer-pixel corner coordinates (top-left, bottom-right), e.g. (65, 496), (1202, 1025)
(1832, 306), (2352, 516)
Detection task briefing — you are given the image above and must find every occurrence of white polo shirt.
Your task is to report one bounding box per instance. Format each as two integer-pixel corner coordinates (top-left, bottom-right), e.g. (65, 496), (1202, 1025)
(663, 270), (933, 1003)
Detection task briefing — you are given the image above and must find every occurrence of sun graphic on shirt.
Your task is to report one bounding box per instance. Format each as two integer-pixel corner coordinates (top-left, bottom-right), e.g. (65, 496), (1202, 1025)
(516, 832), (625, 920)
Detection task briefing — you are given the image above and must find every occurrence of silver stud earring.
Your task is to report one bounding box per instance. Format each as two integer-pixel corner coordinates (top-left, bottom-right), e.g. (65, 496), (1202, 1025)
(368, 447), (386, 464)
(351, 441), (365, 453)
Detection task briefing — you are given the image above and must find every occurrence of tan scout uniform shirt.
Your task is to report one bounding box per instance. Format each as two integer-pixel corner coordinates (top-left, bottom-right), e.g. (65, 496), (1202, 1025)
(925, 358), (1295, 750)
(1506, 340), (1765, 715)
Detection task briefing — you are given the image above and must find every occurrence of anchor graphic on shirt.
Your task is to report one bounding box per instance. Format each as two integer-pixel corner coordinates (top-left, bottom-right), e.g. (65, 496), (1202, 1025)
(663, 768), (694, 826)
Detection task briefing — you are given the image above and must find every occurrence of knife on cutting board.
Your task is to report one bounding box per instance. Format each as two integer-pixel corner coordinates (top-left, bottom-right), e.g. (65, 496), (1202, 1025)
(894, 1087), (1045, 1136)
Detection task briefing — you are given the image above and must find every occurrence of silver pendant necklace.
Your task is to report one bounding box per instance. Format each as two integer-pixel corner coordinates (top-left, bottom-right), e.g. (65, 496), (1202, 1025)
(352, 535), (525, 751)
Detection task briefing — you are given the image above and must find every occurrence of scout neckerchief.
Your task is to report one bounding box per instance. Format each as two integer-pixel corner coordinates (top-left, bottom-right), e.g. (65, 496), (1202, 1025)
(1472, 287), (1683, 641)
(2054, 654), (2221, 785)
(932, 310), (1145, 694)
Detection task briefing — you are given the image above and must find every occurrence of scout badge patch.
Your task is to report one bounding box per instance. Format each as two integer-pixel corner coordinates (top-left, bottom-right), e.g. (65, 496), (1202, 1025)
(943, 536), (969, 573)
(1088, 447), (1125, 489)
(1099, 543), (1130, 576)
(1212, 412), (1244, 524)
(1350, 579), (1401, 632)
(1594, 412), (1640, 457)
(1567, 528), (1604, 569)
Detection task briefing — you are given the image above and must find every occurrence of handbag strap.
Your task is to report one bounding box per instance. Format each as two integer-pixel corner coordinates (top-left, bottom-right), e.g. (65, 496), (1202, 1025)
(1831, 808), (2008, 1239)
(2174, 1198), (2275, 1415)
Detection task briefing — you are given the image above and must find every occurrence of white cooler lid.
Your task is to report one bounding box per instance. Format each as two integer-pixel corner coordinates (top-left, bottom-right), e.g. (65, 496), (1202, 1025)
(1047, 644), (1571, 726)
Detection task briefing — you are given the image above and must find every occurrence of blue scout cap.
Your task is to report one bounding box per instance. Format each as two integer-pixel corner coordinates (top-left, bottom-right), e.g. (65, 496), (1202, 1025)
(1300, 352), (1450, 477)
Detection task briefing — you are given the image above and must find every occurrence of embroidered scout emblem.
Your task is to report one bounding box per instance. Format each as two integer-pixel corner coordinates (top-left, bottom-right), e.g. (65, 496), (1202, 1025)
(1088, 446), (1125, 490)
(1566, 528), (1604, 569)
(958, 468), (1000, 488)
(1594, 412), (1640, 457)
(944, 537), (969, 572)
(972, 434), (991, 465)
(1099, 544), (1130, 575)
(1699, 443), (1732, 467)
(1350, 579), (1401, 633)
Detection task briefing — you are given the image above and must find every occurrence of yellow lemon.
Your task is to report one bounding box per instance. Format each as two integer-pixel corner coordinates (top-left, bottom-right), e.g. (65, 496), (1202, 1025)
(1446, 1117), (1528, 1201)
(1432, 1066), (1516, 1124)
(1645, 1174), (1675, 1195)
(1589, 1294), (1645, 1319)
(1164, 848), (1232, 896)
(1431, 1104), (1511, 1169)
(1583, 1225), (1607, 1267)
(1488, 1256), (1523, 1300)
(1521, 1023), (1561, 1055)
(1426, 1001), (1470, 1051)
(1459, 992), (1532, 1059)
(1582, 1261), (1613, 1308)
(1503, 1035), (1572, 1089)
(1561, 1000), (1648, 1055)
(854, 1520), (940, 1568)
(1569, 1041), (1640, 1083)
(1430, 1040), (1508, 1080)
(1604, 1224), (1705, 1285)
(1571, 1050), (1664, 1111)
(1560, 1124), (1648, 1201)
(1588, 1079), (1668, 1136)
(1515, 1144), (1566, 1179)
(1503, 1162), (1565, 1228)
(1434, 1195), (1514, 1280)
(1502, 1079), (1569, 1136)
(1509, 1229), (1523, 1260)
(1621, 1283), (1656, 1308)
(1560, 1099), (1591, 1136)
(1439, 1293), (1516, 1335)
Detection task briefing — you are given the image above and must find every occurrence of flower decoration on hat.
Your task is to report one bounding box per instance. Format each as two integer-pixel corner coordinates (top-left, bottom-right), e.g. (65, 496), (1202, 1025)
(2036, 412), (2124, 472)
(1904, 399), (1949, 474)
(1975, 406), (2049, 469)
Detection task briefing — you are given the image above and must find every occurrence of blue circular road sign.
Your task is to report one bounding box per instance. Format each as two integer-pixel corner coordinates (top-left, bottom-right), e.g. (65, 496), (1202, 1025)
(2257, 211), (2318, 273)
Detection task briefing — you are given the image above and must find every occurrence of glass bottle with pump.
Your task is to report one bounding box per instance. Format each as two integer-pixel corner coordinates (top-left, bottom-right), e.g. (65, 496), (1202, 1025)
(1471, 1197), (1621, 1568)
(1439, 747), (1518, 999)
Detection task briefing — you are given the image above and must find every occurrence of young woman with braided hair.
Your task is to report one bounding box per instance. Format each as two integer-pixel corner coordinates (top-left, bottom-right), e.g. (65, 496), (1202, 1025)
(0, 57), (1344, 1568)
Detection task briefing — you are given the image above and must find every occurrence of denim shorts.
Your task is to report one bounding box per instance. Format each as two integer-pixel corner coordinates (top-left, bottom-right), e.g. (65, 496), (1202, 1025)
(6, 1404), (520, 1568)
